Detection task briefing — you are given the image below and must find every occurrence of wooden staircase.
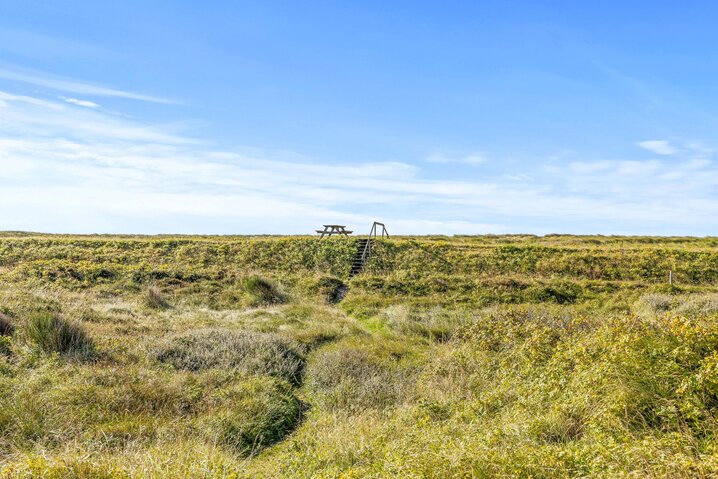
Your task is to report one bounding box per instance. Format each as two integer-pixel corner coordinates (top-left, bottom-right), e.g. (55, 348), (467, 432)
(348, 222), (389, 278)
(350, 238), (372, 277)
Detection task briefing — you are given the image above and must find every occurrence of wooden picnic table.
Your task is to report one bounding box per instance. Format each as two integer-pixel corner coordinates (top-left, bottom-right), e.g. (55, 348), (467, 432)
(316, 225), (353, 238)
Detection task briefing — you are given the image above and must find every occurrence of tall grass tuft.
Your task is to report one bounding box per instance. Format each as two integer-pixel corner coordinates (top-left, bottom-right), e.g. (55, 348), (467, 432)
(27, 312), (95, 358)
(243, 275), (287, 306)
(0, 312), (15, 336)
(146, 285), (171, 309)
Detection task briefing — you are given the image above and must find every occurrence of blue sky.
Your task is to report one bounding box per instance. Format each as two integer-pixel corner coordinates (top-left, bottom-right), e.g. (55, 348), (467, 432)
(1, 1), (718, 234)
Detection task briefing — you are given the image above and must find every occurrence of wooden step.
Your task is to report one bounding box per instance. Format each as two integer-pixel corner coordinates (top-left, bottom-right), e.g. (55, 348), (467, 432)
(349, 238), (374, 277)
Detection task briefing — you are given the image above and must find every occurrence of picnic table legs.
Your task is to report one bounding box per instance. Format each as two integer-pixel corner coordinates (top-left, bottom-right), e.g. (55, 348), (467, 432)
(316, 225), (351, 237)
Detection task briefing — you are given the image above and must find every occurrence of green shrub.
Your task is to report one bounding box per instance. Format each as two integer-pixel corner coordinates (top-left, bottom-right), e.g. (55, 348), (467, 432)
(527, 281), (582, 304)
(203, 276), (288, 309)
(151, 329), (303, 384)
(26, 312), (95, 358)
(243, 275), (287, 306)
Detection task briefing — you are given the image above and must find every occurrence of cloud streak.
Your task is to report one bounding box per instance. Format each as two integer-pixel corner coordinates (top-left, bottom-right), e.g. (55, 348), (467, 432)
(0, 66), (172, 104)
(1, 88), (718, 235)
(61, 97), (100, 108)
(637, 140), (676, 155)
(425, 152), (488, 165)
(0, 92), (191, 144)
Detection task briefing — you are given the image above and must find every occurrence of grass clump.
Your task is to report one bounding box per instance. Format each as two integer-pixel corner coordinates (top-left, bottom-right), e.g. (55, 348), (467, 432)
(0, 362), (301, 465)
(527, 280), (583, 304)
(151, 329), (304, 384)
(675, 293), (718, 316)
(635, 292), (673, 316)
(528, 406), (586, 444)
(26, 312), (94, 358)
(381, 305), (462, 342)
(243, 274), (288, 306)
(0, 311), (15, 336)
(306, 344), (417, 412)
(203, 376), (301, 456)
(145, 285), (171, 309)
(315, 275), (347, 304)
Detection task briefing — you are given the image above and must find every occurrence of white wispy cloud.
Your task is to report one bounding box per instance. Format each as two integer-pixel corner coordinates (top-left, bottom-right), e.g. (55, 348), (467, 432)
(636, 140), (676, 155)
(426, 152), (488, 165)
(553, 157), (717, 201)
(61, 97), (100, 108)
(0, 92), (191, 144)
(2, 88), (718, 234)
(0, 66), (172, 104)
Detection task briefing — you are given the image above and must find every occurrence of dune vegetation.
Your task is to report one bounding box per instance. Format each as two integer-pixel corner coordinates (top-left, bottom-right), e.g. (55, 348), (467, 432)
(2, 233), (718, 477)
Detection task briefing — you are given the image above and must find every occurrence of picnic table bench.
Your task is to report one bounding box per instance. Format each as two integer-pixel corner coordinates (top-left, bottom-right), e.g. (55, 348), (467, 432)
(316, 225), (353, 238)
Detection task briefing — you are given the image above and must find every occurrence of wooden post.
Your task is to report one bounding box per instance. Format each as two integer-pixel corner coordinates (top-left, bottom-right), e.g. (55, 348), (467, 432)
(669, 270), (673, 285)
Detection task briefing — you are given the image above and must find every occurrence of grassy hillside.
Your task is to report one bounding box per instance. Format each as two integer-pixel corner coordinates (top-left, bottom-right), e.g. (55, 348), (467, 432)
(1, 234), (718, 477)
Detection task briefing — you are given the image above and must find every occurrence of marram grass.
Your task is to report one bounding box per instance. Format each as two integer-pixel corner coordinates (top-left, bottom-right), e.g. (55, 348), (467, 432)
(1, 234), (718, 477)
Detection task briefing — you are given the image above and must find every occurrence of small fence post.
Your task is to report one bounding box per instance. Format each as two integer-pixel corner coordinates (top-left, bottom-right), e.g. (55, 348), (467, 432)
(669, 270), (673, 285)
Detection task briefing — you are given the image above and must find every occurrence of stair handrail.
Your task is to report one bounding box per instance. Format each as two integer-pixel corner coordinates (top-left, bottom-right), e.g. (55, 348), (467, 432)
(360, 239), (371, 264)
(369, 221), (389, 239)
(360, 222), (389, 265)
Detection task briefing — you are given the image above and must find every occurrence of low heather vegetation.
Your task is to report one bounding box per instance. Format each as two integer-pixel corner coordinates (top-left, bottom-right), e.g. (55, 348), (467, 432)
(151, 328), (304, 384)
(1, 233), (718, 477)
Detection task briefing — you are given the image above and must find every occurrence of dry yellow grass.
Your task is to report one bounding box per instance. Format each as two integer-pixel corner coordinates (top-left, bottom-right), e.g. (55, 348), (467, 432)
(1, 234), (718, 477)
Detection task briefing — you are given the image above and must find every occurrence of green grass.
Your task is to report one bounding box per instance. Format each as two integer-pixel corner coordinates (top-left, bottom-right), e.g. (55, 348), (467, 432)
(242, 274), (288, 306)
(1, 233), (718, 477)
(0, 312), (15, 336)
(150, 328), (304, 384)
(26, 312), (95, 359)
(145, 285), (171, 310)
